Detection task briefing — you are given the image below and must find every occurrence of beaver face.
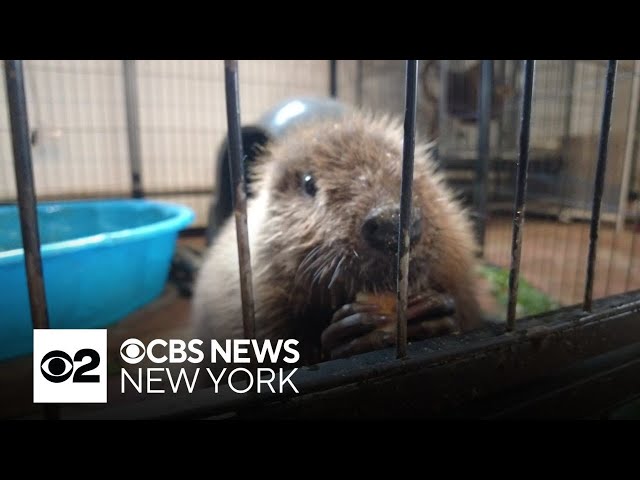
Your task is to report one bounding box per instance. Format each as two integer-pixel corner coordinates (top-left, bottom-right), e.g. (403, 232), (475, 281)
(254, 115), (448, 299)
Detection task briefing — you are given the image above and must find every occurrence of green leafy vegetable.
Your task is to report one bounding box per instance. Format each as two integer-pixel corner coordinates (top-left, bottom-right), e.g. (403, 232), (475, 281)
(479, 264), (561, 318)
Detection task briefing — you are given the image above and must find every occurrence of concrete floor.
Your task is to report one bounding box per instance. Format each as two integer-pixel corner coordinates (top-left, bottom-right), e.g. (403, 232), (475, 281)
(1, 218), (638, 419)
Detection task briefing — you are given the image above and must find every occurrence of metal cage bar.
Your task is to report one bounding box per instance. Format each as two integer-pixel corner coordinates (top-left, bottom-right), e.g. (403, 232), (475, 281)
(396, 59), (419, 359)
(223, 60), (256, 339)
(475, 60), (493, 253)
(356, 60), (364, 106)
(506, 60), (536, 330)
(4, 60), (58, 420)
(583, 60), (618, 312)
(561, 61), (576, 151)
(330, 60), (338, 98)
(123, 60), (144, 199)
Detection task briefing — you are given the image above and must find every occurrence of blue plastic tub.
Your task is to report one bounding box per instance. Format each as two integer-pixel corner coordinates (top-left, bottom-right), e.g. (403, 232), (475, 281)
(0, 199), (194, 361)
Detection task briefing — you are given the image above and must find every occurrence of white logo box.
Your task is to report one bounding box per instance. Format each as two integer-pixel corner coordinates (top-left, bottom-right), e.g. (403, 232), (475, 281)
(33, 329), (108, 404)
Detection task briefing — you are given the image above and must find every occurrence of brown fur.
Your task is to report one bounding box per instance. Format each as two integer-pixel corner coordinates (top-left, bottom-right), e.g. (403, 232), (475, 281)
(190, 110), (482, 365)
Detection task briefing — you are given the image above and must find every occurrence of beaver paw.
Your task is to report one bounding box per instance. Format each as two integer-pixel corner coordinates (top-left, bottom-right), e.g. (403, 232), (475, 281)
(320, 292), (458, 360)
(320, 303), (394, 360)
(406, 292), (459, 341)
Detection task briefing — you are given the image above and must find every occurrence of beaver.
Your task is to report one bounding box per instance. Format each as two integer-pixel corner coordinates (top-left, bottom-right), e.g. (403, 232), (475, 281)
(190, 110), (482, 367)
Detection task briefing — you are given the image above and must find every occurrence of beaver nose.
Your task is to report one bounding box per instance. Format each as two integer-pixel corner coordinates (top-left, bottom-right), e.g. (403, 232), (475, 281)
(361, 206), (422, 252)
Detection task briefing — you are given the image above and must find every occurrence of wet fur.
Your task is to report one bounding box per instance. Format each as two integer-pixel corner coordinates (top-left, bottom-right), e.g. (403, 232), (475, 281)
(190, 111), (482, 365)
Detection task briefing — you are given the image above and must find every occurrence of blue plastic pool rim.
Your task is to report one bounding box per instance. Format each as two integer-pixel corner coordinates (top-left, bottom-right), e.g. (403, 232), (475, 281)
(0, 198), (195, 264)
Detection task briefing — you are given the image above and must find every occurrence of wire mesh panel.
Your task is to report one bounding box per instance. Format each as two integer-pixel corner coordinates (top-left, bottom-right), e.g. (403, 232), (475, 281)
(1, 60), (333, 229)
(0, 64), (15, 200)
(133, 60), (333, 226)
(502, 62), (637, 313)
(0, 61), (131, 203)
(338, 60), (640, 322)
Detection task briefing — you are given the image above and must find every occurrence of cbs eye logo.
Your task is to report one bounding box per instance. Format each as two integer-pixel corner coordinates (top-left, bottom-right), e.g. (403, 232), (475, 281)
(119, 338), (146, 364)
(40, 349), (100, 383)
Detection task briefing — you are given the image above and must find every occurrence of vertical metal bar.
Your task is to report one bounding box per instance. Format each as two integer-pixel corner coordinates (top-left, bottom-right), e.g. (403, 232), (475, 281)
(506, 60), (536, 330)
(502, 61), (522, 269)
(615, 60), (640, 232)
(490, 63), (503, 229)
(396, 60), (419, 359)
(570, 64), (600, 304)
(561, 61), (576, 154)
(475, 60), (493, 254)
(123, 60), (143, 198)
(4, 60), (58, 421)
(584, 60), (618, 312)
(329, 60), (338, 98)
(356, 60), (364, 107)
(495, 60), (506, 158)
(224, 60), (256, 339)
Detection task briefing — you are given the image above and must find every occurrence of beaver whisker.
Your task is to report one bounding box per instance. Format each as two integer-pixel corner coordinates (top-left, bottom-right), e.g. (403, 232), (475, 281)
(311, 252), (334, 288)
(328, 254), (347, 290)
(303, 250), (333, 285)
(294, 245), (323, 283)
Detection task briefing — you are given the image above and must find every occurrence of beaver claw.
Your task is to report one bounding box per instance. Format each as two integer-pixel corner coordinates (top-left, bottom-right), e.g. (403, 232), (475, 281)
(320, 292), (459, 360)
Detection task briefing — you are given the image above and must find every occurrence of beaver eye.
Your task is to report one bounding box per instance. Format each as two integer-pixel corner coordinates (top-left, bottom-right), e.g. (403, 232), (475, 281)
(302, 173), (317, 197)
